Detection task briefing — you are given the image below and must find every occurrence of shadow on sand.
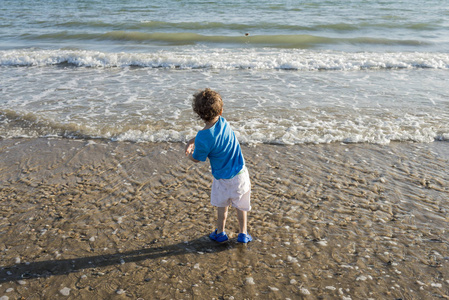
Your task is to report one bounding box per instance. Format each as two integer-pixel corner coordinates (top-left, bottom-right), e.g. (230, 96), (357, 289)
(0, 235), (233, 283)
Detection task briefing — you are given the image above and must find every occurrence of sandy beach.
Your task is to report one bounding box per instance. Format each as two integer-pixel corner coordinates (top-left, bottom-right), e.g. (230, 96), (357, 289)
(2, 0), (449, 298)
(0, 138), (448, 299)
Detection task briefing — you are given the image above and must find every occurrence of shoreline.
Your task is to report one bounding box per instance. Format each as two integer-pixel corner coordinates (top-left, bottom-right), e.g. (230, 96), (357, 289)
(0, 138), (448, 299)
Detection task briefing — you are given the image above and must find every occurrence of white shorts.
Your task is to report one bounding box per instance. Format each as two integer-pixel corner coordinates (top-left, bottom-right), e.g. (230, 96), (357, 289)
(211, 166), (251, 211)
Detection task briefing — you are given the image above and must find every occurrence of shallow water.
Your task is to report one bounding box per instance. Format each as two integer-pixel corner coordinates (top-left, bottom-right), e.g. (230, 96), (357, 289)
(1, 0), (449, 145)
(1, 67), (448, 145)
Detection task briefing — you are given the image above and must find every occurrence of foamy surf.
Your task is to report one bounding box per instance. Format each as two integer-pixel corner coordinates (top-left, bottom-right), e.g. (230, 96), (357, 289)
(1, 109), (447, 145)
(1, 49), (448, 70)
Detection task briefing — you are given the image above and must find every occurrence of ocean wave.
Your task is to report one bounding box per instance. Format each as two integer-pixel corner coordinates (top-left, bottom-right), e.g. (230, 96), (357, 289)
(20, 31), (427, 48)
(33, 19), (442, 34)
(1, 49), (448, 70)
(51, 20), (440, 33)
(1, 110), (447, 145)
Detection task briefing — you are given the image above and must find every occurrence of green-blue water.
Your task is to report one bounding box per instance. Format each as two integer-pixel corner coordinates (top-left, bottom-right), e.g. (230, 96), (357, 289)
(2, 0), (449, 51)
(1, 0), (448, 144)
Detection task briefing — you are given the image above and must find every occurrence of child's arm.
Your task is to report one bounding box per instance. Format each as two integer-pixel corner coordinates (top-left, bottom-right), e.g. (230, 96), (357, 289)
(185, 137), (200, 163)
(188, 153), (200, 163)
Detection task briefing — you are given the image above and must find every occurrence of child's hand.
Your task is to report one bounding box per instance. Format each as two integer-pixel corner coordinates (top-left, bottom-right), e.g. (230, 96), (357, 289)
(185, 138), (195, 156)
(185, 143), (194, 156)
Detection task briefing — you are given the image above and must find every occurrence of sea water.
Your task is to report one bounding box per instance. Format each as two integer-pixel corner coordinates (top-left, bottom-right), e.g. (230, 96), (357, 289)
(1, 0), (448, 144)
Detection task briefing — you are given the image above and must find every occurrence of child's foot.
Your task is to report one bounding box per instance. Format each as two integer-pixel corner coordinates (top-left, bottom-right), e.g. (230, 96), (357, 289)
(209, 229), (229, 242)
(237, 233), (253, 243)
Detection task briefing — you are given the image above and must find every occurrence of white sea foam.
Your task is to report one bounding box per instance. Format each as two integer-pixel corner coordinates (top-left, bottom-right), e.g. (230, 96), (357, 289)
(1, 52), (448, 145)
(1, 110), (447, 145)
(1, 49), (448, 70)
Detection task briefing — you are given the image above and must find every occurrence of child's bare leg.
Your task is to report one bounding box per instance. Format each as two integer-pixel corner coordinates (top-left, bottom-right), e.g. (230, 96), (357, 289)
(236, 208), (248, 234)
(217, 206), (228, 233)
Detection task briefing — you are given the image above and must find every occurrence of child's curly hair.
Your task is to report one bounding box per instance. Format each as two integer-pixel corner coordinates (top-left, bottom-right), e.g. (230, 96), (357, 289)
(192, 88), (223, 122)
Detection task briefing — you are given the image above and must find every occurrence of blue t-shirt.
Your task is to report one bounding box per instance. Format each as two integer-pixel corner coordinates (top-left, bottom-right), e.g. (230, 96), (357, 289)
(192, 116), (245, 180)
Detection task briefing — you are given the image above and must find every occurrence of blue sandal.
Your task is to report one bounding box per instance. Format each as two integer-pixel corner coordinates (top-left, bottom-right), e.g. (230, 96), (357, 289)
(209, 229), (229, 242)
(237, 233), (253, 243)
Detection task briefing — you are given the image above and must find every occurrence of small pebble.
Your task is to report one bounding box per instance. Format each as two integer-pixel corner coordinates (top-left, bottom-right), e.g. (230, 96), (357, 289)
(317, 240), (328, 246)
(0, 296), (9, 300)
(287, 256), (298, 263)
(269, 286), (279, 291)
(300, 287), (311, 295)
(60, 287), (71, 296)
(6, 288), (13, 293)
(245, 277), (255, 285)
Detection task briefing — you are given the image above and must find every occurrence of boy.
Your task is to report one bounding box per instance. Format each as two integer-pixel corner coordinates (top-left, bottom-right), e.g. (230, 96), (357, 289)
(185, 88), (252, 243)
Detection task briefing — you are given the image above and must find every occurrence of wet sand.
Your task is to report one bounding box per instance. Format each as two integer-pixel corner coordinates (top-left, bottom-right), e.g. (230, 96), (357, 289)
(0, 138), (448, 299)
